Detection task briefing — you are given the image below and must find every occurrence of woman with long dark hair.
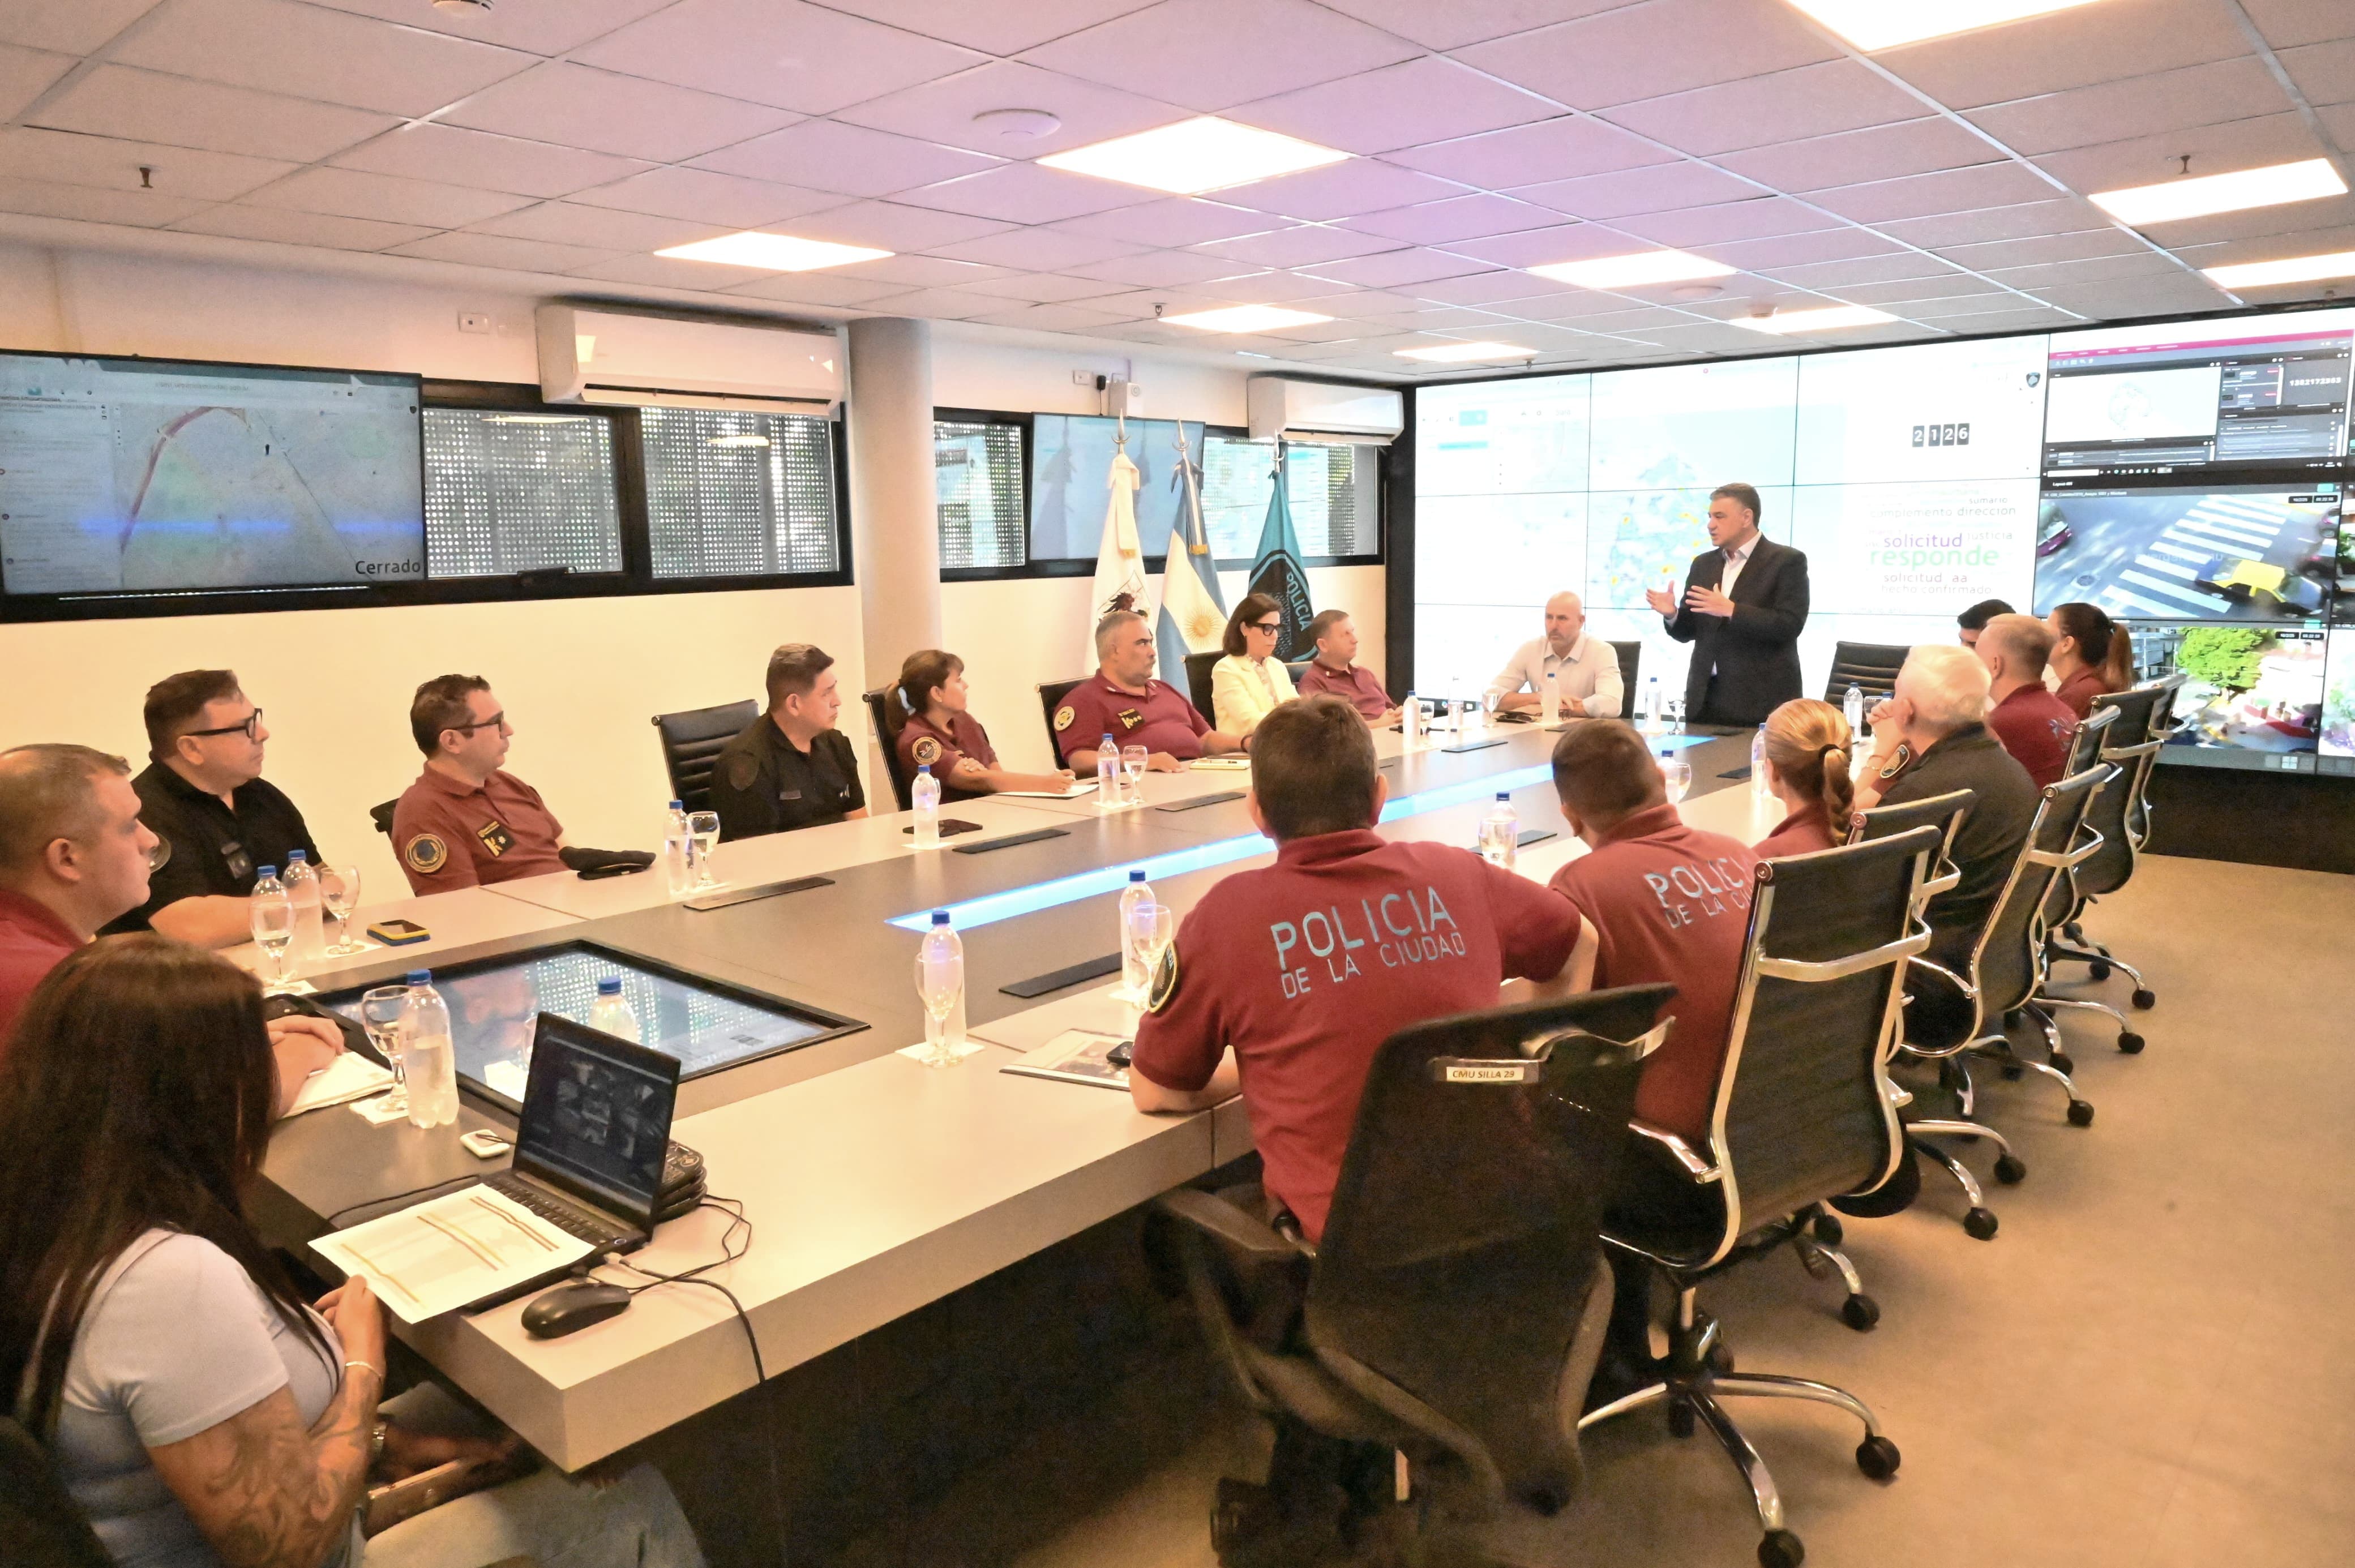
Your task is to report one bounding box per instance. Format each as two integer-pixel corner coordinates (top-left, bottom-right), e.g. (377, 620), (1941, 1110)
(2047, 602), (2133, 717)
(1754, 699), (1856, 856)
(1210, 593), (1298, 737)
(885, 649), (1076, 800)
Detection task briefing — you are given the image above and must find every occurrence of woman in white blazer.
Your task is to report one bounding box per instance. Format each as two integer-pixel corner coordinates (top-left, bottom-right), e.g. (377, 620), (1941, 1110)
(1210, 593), (1298, 736)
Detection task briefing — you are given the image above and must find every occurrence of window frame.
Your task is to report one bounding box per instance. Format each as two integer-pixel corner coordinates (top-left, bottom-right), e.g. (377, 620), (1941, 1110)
(0, 376), (853, 624)
(928, 408), (1388, 584)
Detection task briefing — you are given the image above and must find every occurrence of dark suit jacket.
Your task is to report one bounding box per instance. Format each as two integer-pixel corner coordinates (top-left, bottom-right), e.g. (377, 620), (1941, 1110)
(1664, 535), (1810, 726)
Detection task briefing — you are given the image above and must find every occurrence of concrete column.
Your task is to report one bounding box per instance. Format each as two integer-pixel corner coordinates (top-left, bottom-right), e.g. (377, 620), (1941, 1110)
(843, 317), (941, 798)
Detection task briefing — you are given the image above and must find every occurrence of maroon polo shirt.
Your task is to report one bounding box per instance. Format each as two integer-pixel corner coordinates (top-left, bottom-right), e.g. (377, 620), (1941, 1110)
(2054, 667), (2113, 721)
(1547, 804), (1760, 1142)
(1054, 671), (1210, 767)
(0, 888), (82, 1049)
(391, 766), (566, 894)
(1755, 807), (1838, 859)
(1132, 829), (1581, 1243)
(896, 711), (1000, 801)
(1296, 659), (1392, 721)
(1987, 683), (2078, 788)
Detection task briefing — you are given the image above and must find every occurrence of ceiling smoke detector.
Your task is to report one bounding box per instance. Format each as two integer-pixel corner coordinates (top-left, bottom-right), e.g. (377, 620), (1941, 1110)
(1671, 282), (1724, 301)
(973, 108), (1062, 140)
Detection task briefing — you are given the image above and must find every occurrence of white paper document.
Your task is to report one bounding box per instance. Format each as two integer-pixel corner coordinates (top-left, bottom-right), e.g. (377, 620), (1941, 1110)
(313, 1185), (594, 1322)
(997, 781), (1099, 798)
(285, 1051), (394, 1116)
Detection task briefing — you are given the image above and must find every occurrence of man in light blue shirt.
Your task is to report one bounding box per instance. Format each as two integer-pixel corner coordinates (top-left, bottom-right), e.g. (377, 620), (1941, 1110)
(1489, 592), (1625, 718)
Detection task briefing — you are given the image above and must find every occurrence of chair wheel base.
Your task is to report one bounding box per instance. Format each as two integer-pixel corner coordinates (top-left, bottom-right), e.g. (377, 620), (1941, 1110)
(1994, 1154), (2028, 1184)
(1667, 1400), (1696, 1438)
(1759, 1527), (1806, 1568)
(2118, 1031), (2145, 1054)
(1810, 1213), (1843, 1247)
(1856, 1435), (1902, 1481)
(2131, 987), (2156, 1010)
(2000, 1063), (2024, 1081)
(2050, 1051), (2075, 1076)
(1963, 1206), (1999, 1241)
(2067, 1099), (2095, 1127)
(2089, 961), (2112, 981)
(1841, 1294), (1881, 1332)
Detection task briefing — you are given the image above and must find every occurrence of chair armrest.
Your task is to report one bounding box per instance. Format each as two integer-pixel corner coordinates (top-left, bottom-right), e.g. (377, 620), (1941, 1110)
(1628, 1119), (1722, 1184)
(1154, 1188), (1308, 1262)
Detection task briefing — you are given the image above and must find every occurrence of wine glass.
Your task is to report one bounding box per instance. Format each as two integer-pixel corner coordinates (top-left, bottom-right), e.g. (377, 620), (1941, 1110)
(913, 946), (965, 1069)
(359, 984), (412, 1113)
(1483, 686), (1504, 726)
(688, 811), (721, 889)
(250, 895), (296, 991)
(1126, 902), (1175, 1017)
(318, 863), (365, 957)
(1120, 744), (1148, 808)
(1659, 751), (1692, 805)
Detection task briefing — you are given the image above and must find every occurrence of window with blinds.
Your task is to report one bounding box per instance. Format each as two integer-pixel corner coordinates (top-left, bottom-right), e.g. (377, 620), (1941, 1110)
(640, 408), (839, 579)
(1200, 436), (1381, 560)
(936, 419), (1025, 569)
(422, 408), (622, 578)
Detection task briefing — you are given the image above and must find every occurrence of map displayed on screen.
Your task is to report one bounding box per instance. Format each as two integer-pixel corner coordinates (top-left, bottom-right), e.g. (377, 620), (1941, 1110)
(1588, 357), (1797, 492)
(0, 354), (423, 596)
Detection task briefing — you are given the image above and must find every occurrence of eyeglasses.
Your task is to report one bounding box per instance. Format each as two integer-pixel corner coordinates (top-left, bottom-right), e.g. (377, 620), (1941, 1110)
(448, 713), (508, 734)
(184, 709), (263, 741)
(1249, 620), (1281, 634)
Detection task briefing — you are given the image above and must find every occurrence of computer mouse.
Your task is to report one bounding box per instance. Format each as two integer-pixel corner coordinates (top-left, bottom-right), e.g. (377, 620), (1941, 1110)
(521, 1282), (632, 1339)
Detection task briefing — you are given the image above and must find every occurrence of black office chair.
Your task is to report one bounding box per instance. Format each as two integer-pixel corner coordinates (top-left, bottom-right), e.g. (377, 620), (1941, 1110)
(1283, 657), (1313, 688)
(1821, 641), (1909, 705)
(1159, 985), (1673, 1565)
(1, 1414), (112, 1568)
(1609, 640), (1641, 713)
(369, 799), (397, 836)
(1582, 829), (1936, 1568)
(860, 688), (916, 812)
(651, 699), (758, 815)
(1184, 649), (1222, 725)
(2044, 678), (2182, 1011)
(1037, 677), (1087, 766)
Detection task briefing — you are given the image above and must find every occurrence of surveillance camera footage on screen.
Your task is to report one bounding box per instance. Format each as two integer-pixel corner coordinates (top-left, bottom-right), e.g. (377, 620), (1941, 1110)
(1412, 305), (2355, 777)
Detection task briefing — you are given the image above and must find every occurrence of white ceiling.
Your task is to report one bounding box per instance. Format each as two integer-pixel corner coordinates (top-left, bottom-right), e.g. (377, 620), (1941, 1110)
(2, 0), (2353, 380)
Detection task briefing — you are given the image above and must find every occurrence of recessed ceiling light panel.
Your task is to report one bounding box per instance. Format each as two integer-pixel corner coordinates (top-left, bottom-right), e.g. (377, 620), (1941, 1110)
(1039, 116), (1348, 195)
(1394, 341), (1535, 362)
(1731, 305), (1897, 335)
(2092, 158), (2347, 226)
(655, 232), (892, 271)
(1527, 250), (1735, 290)
(1163, 305), (1333, 332)
(1785, 0), (2106, 51)
(2202, 250), (2355, 289)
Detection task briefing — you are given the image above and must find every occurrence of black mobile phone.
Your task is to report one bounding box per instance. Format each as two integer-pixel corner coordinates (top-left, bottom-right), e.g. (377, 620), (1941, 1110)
(576, 862), (648, 880)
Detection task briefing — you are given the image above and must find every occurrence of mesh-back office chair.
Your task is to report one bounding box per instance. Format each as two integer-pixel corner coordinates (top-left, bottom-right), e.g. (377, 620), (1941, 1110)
(1609, 640), (1642, 714)
(1, 1415), (113, 1568)
(1583, 829), (1935, 1568)
(1036, 678), (1087, 766)
(1184, 649), (1221, 724)
(650, 700), (758, 815)
(860, 689), (916, 812)
(1822, 641), (1910, 704)
(2044, 679), (2182, 1010)
(1158, 986), (1672, 1566)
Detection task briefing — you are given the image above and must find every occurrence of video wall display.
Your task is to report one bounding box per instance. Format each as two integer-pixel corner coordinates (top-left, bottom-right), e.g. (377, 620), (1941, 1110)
(1413, 306), (2355, 776)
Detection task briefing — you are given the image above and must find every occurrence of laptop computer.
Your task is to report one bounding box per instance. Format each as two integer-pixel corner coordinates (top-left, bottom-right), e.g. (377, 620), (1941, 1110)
(482, 1012), (681, 1258)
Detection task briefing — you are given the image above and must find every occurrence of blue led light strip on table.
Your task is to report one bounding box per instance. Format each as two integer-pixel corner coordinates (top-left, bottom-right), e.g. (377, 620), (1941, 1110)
(887, 731), (1722, 933)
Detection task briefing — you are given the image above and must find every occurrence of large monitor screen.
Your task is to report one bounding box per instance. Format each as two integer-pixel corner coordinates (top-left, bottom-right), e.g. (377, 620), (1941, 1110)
(0, 352), (423, 597)
(2032, 481), (2343, 622)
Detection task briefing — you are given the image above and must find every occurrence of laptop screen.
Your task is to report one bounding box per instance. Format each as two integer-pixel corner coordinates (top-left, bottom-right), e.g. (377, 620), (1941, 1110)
(515, 1013), (680, 1228)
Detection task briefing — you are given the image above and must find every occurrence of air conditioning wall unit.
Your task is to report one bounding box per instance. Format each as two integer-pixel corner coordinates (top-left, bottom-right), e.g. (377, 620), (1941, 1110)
(1245, 376), (1404, 445)
(536, 305), (842, 414)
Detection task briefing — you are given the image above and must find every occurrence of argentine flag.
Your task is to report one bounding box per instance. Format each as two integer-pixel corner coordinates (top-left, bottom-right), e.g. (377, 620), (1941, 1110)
(1158, 424), (1227, 689)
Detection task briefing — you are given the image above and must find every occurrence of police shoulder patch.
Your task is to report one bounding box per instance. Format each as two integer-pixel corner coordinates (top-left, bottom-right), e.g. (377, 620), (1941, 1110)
(726, 751), (759, 791)
(1054, 705), (1076, 732)
(911, 734), (942, 766)
(1146, 941), (1181, 1014)
(404, 833), (448, 875)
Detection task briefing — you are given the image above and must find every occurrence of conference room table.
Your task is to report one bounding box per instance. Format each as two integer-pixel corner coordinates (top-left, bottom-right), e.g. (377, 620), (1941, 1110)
(247, 718), (1770, 1473)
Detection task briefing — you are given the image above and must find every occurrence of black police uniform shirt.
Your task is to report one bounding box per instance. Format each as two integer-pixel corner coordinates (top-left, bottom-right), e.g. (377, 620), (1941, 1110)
(1875, 722), (2037, 970)
(708, 716), (866, 842)
(107, 762), (322, 933)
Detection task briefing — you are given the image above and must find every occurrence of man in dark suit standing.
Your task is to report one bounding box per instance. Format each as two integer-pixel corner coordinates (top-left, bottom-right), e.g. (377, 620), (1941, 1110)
(1643, 482), (1809, 726)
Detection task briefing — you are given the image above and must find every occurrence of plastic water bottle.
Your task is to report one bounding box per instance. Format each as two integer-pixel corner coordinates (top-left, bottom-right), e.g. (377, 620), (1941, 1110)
(1119, 869), (1155, 999)
(919, 910), (966, 1057)
(281, 850), (326, 962)
(399, 970), (459, 1130)
(1542, 669), (1561, 726)
(248, 866), (293, 983)
(1752, 726), (1771, 798)
(1479, 792), (1518, 869)
(1096, 733), (1120, 808)
(1403, 692), (1422, 744)
(662, 800), (693, 897)
(911, 764), (941, 845)
(587, 975), (641, 1045)
(1643, 676), (1663, 734)
(1844, 683), (1866, 739)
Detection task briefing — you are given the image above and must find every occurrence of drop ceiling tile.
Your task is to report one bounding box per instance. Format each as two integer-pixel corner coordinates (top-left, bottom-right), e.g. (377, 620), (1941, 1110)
(2030, 113), (2329, 200)
(2280, 38), (2355, 105)
(854, 286), (1005, 319)
(1872, 0), (2251, 110)
(1278, 289), (1427, 316)
(1311, 1), (1627, 50)
(829, 254), (1012, 287)
(170, 204), (433, 250)
(468, 200), (733, 250)
(1831, 275), (2011, 306)
(386, 232), (628, 273)
(2022, 275), (2235, 318)
(1213, 269), (1383, 303)
(0, 175), (208, 228)
(1194, 225), (1397, 267)
(31, 65), (397, 161)
(0, 0), (162, 53)
(1385, 115), (1677, 188)
(573, 0), (981, 114)
(2319, 101), (2355, 149)
(1763, 252), (1962, 289)
(811, 1), (1158, 54)
(1715, 118), (2001, 195)
(1052, 196), (1287, 247)
(1061, 248), (1258, 287)
(1968, 57), (2293, 159)
(790, 198), (1014, 250)
(441, 62), (800, 162)
(1984, 251), (2202, 290)
(0, 42), (67, 119)
(1298, 247), (1493, 288)
(931, 226), (1146, 268)
(1509, 160), (1764, 220)
(690, 121), (1000, 199)
(1214, 161), (1471, 222)
(1896, 290), (2052, 319)
(1353, 306), (1519, 331)
(1602, 61), (1930, 159)
(0, 128), (295, 202)
(897, 161), (1148, 224)
(1406, 271), (1583, 306)
(1020, 0), (1419, 114)
(565, 254), (784, 289)
(1339, 194), (1570, 244)
(714, 272), (910, 306)
(114, 0), (532, 117)
(1904, 304), (2081, 331)
(2163, 222), (2355, 267)
(1933, 229), (2146, 269)
(567, 167), (848, 228)
(1702, 228), (1903, 268)
(1613, 196), (1840, 246)
(1810, 162), (2061, 225)
(1624, 320), (1806, 352)
(296, 0), (674, 55)
(1497, 288), (1674, 321)
(2096, 194), (2355, 249)
(2241, 0), (2355, 49)
(1875, 197), (2113, 248)
(244, 167), (536, 228)
(970, 302), (1129, 333)
(1231, 57), (1560, 157)
(331, 125), (653, 201)
(955, 272), (1131, 302)
(833, 60), (1189, 160)
(1455, 0), (1837, 113)
(1078, 289), (1224, 320)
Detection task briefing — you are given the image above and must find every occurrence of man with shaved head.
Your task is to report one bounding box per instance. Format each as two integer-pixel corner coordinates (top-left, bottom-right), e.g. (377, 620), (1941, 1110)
(1489, 591), (1625, 718)
(1974, 611), (2077, 788)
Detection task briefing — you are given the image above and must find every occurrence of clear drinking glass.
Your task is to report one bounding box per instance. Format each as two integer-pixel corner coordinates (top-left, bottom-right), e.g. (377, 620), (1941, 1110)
(318, 863), (365, 957)
(1660, 753), (1693, 805)
(1483, 686), (1504, 724)
(1120, 744), (1148, 807)
(914, 947), (965, 1069)
(688, 811), (721, 889)
(359, 984), (412, 1113)
(250, 898), (296, 990)
(1126, 902), (1175, 1015)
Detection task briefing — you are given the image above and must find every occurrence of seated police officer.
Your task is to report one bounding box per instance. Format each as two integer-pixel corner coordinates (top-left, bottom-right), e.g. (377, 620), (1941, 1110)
(710, 643), (868, 842)
(1055, 610), (1247, 772)
(108, 670), (322, 948)
(1128, 695), (1593, 1244)
(392, 675), (569, 894)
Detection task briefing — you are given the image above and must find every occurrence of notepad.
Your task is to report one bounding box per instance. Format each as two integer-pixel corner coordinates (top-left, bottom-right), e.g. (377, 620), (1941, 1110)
(286, 1052), (395, 1116)
(313, 1185), (594, 1323)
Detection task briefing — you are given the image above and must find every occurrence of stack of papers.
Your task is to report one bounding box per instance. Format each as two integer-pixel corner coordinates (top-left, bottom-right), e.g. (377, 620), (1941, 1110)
(312, 1185), (594, 1322)
(286, 1052), (394, 1116)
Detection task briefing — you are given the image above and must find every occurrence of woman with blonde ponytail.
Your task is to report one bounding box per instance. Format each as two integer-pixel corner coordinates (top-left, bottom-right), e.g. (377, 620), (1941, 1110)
(1755, 698), (1856, 856)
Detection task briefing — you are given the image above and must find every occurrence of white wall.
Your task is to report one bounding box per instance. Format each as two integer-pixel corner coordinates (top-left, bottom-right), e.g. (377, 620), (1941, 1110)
(0, 242), (1389, 888)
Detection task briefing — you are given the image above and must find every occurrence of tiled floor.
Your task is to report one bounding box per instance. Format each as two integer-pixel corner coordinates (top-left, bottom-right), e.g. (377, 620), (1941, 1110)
(840, 854), (2355, 1567)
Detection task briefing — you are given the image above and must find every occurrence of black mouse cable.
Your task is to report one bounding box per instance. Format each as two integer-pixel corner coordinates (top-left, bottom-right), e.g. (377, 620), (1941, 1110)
(323, 1174), (481, 1228)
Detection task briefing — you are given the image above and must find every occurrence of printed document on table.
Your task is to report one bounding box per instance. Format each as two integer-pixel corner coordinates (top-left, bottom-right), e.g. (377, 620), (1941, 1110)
(285, 1051), (393, 1116)
(313, 1185), (593, 1322)
(997, 781), (1098, 798)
